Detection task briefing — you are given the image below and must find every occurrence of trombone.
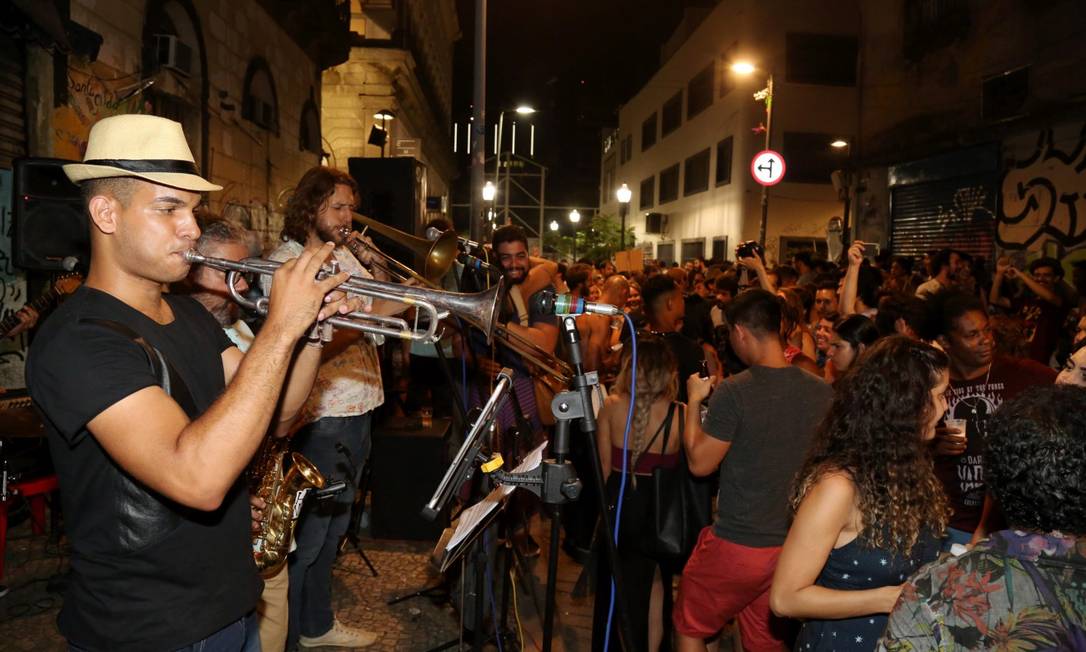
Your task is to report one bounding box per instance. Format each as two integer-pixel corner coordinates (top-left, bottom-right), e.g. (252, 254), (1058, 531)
(183, 250), (504, 344)
(338, 212), (459, 289)
(492, 323), (573, 388)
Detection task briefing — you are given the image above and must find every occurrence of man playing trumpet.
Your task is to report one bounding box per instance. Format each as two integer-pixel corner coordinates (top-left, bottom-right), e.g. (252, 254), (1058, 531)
(27, 115), (358, 651)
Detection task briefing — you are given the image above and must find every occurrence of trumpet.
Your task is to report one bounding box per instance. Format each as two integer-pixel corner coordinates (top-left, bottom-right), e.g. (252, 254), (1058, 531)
(183, 250), (504, 343)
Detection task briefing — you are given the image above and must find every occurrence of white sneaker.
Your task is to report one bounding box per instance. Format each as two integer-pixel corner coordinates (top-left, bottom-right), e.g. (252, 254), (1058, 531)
(298, 618), (378, 649)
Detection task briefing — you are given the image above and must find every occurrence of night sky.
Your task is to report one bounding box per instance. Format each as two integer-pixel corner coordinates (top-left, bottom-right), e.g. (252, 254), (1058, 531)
(451, 0), (709, 213)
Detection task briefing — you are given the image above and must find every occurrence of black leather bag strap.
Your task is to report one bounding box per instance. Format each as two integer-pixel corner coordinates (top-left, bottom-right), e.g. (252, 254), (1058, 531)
(79, 318), (198, 415)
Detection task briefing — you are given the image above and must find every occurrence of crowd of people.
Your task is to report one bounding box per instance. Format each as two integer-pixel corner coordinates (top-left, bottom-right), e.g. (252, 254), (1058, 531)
(539, 240), (1085, 651)
(10, 112), (1086, 652)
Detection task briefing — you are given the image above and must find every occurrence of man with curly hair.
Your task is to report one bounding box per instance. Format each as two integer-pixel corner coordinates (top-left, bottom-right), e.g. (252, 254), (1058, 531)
(878, 384), (1086, 651)
(264, 165), (409, 650)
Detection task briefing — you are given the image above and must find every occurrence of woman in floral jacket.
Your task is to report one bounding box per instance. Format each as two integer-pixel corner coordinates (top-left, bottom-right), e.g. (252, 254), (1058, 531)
(878, 384), (1086, 651)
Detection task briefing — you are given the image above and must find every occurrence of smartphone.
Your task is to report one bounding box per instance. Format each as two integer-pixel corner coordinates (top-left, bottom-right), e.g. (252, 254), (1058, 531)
(699, 359), (710, 379)
(862, 242), (880, 260)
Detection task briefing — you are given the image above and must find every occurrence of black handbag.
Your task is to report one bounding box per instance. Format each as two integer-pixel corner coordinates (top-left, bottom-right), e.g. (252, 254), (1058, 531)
(637, 403), (712, 558)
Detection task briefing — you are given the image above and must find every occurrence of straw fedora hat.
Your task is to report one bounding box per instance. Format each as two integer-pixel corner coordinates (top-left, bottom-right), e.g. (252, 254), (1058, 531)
(63, 114), (221, 192)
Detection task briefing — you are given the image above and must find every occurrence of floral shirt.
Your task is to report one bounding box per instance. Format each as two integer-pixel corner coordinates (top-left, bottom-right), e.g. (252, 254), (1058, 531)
(264, 240), (384, 423)
(877, 530), (1086, 651)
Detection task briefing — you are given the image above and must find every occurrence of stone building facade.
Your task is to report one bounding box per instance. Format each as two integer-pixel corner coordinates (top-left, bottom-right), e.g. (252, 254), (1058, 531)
(321, 0), (459, 221)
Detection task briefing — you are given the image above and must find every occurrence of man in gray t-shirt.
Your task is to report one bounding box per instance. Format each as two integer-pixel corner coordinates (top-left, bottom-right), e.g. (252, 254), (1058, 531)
(673, 289), (832, 652)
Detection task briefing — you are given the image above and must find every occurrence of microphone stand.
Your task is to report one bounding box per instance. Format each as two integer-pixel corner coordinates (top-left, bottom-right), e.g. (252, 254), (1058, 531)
(487, 314), (634, 652)
(335, 442), (379, 577)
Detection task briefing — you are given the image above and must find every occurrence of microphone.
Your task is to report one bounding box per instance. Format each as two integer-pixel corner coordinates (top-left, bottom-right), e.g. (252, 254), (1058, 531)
(60, 256), (79, 271)
(532, 289), (621, 316)
(426, 227), (484, 254)
(458, 252), (498, 274)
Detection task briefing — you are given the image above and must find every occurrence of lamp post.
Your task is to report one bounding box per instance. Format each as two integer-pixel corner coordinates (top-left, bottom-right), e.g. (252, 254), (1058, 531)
(481, 181), (497, 233)
(731, 62), (774, 246)
(373, 109), (395, 158)
(493, 105), (536, 225)
(569, 209), (581, 259)
(615, 183), (632, 251)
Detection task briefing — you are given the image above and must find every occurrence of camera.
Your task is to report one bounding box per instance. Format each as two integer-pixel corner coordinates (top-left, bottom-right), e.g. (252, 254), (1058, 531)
(735, 240), (765, 262)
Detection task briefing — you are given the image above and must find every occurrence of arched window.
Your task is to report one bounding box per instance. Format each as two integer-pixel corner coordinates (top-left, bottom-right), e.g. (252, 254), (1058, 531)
(299, 90), (321, 154)
(241, 57), (279, 134)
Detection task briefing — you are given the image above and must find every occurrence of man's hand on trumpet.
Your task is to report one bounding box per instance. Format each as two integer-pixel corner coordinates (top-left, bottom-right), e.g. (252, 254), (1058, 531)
(264, 242), (360, 340)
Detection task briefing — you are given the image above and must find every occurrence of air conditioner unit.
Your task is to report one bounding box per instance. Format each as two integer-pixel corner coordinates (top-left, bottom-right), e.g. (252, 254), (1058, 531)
(645, 212), (665, 234)
(154, 34), (193, 77)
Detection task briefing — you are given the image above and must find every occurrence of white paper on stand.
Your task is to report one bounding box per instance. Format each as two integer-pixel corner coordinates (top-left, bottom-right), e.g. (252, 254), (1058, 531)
(439, 441), (549, 562)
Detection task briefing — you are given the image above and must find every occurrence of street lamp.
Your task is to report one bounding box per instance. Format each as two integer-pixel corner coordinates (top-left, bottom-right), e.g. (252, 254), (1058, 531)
(615, 183), (632, 250)
(569, 209), (581, 259)
(482, 181), (497, 202)
(549, 219), (559, 231)
(830, 139), (849, 149)
(731, 61), (774, 246)
(493, 104), (537, 225)
(373, 109), (395, 158)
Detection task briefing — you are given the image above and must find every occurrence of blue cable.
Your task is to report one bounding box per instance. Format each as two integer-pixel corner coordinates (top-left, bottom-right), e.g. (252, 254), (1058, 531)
(603, 314), (637, 651)
(482, 529), (504, 652)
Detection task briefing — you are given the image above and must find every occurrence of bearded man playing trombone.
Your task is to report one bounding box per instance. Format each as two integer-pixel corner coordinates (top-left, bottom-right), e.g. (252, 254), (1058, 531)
(264, 165), (409, 650)
(27, 115), (357, 651)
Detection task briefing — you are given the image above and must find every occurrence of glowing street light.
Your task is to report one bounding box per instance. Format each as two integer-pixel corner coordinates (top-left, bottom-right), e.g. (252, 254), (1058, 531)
(569, 209), (581, 224)
(730, 59), (774, 245)
(482, 181), (497, 201)
(549, 220), (559, 231)
(830, 139), (849, 149)
(730, 61), (756, 75)
(616, 183), (632, 250)
(515, 105), (537, 115)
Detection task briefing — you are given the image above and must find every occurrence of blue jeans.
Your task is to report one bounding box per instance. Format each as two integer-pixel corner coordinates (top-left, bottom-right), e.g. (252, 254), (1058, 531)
(286, 414), (372, 648)
(69, 613), (259, 652)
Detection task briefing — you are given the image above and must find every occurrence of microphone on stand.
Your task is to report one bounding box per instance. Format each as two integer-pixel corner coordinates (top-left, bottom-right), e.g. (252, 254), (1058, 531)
(532, 289), (622, 317)
(457, 252), (499, 274)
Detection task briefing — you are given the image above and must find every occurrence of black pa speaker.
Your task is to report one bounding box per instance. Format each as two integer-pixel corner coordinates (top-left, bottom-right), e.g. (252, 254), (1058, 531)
(369, 416), (451, 540)
(347, 157), (426, 270)
(12, 157), (88, 271)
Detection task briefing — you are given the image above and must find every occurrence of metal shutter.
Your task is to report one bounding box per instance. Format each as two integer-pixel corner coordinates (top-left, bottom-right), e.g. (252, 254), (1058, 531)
(0, 34), (27, 170)
(890, 172), (998, 261)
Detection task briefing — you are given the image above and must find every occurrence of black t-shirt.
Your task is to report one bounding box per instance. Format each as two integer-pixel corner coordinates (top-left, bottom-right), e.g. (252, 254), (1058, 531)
(934, 356), (1056, 532)
(27, 287), (261, 651)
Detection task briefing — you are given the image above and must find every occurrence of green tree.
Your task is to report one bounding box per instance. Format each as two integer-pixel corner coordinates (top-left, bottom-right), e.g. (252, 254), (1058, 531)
(548, 213), (636, 261)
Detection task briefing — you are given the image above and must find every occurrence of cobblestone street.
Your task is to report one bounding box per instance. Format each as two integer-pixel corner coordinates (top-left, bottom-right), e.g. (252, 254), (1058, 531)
(0, 514), (602, 652)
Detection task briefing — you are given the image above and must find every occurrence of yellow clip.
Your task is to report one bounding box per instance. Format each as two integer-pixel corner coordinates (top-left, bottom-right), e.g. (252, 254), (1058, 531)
(480, 454), (504, 473)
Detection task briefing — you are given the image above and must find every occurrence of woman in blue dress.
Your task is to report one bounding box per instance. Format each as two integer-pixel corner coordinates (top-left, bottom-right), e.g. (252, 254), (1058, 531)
(769, 336), (951, 651)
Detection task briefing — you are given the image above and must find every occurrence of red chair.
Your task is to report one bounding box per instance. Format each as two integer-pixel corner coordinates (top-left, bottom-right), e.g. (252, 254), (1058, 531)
(0, 474), (59, 581)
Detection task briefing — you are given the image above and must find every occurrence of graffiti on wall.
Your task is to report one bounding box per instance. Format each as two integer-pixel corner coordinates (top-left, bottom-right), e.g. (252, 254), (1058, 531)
(998, 123), (1086, 255)
(53, 58), (146, 160)
(0, 171), (29, 388)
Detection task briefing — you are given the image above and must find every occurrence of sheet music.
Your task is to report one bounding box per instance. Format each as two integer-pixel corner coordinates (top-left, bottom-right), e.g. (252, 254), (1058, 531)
(441, 441), (549, 556)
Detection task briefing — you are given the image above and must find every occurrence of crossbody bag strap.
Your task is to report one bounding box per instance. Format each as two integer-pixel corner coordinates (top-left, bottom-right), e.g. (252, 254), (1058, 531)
(630, 402), (676, 473)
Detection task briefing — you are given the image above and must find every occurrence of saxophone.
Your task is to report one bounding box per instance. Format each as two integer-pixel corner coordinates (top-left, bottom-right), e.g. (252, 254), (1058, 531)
(249, 436), (326, 574)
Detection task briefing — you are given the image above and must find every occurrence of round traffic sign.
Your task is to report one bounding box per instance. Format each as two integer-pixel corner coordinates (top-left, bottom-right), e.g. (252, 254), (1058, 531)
(750, 150), (786, 186)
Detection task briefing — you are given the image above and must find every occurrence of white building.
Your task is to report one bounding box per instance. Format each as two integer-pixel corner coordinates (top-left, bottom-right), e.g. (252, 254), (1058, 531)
(599, 0), (860, 266)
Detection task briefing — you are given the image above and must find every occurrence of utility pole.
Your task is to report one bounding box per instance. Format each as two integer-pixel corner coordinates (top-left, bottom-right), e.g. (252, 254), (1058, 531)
(468, 0), (487, 242)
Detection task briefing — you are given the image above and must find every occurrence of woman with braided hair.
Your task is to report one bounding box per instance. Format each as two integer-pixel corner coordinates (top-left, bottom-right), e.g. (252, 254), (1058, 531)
(770, 335), (950, 651)
(592, 334), (684, 652)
